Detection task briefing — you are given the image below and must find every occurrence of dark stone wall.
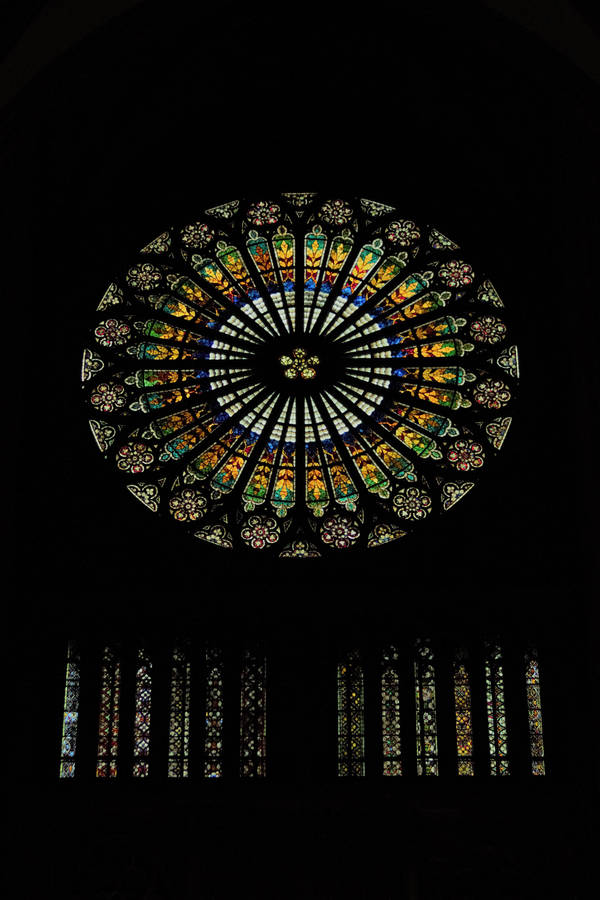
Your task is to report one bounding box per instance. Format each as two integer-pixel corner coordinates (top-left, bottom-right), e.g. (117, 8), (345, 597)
(5, 1), (598, 897)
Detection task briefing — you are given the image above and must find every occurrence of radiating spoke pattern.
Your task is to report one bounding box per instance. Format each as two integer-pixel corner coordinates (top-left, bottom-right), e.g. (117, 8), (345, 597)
(82, 194), (519, 554)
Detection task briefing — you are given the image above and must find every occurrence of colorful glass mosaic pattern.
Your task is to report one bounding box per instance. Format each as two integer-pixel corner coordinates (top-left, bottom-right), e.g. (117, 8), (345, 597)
(453, 650), (474, 775)
(83, 195), (519, 554)
(240, 650), (267, 777)
(415, 639), (438, 775)
(337, 650), (365, 776)
(205, 648), (224, 778)
(381, 646), (402, 775)
(59, 641), (80, 778)
(168, 645), (191, 777)
(96, 646), (121, 777)
(132, 648), (152, 777)
(485, 643), (510, 775)
(525, 648), (546, 775)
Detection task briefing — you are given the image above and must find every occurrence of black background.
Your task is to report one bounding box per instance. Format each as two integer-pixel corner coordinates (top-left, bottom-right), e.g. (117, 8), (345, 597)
(4, 1), (599, 897)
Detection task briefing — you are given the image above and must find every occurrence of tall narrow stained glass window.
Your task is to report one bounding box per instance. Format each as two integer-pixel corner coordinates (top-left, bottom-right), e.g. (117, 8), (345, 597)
(381, 646), (402, 775)
(453, 649), (474, 775)
(240, 650), (267, 777)
(337, 650), (365, 776)
(525, 648), (546, 775)
(485, 642), (510, 775)
(168, 645), (191, 777)
(204, 647), (224, 778)
(132, 648), (152, 777)
(96, 646), (121, 777)
(59, 641), (80, 778)
(414, 639), (438, 775)
(82, 194), (519, 558)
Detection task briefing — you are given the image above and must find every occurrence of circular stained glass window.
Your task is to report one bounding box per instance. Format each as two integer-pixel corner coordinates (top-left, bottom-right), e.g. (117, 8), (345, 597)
(82, 194), (519, 556)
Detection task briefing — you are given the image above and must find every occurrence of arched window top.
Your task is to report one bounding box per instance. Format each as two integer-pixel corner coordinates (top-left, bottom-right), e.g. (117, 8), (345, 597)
(82, 194), (518, 556)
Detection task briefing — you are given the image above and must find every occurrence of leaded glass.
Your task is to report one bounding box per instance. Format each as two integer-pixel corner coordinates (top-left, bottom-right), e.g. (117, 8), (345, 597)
(96, 646), (121, 777)
(59, 641), (80, 778)
(83, 195), (519, 554)
(485, 643), (510, 775)
(525, 648), (546, 776)
(204, 647), (224, 778)
(168, 645), (191, 778)
(240, 650), (267, 777)
(337, 650), (365, 777)
(453, 649), (474, 775)
(132, 648), (152, 777)
(415, 639), (438, 776)
(381, 646), (402, 776)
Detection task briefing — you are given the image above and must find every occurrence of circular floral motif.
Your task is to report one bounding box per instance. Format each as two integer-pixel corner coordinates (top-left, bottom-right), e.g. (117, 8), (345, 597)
(247, 201), (280, 226)
(94, 318), (130, 348)
(84, 194), (517, 554)
(319, 199), (353, 225)
(169, 489), (207, 522)
(470, 315), (507, 344)
(126, 263), (162, 290)
(473, 378), (511, 409)
(393, 487), (432, 521)
(438, 259), (475, 287)
(180, 222), (215, 249)
(90, 382), (127, 413)
(116, 442), (154, 474)
(320, 515), (360, 549)
(385, 219), (420, 246)
(279, 348), (319, 380)
(447, 440), (485, 472)
(241, 515), (280, 549)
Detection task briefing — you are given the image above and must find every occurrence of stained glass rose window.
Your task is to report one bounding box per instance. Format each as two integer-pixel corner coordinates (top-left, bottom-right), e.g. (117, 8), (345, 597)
(82, 194), (519, 556)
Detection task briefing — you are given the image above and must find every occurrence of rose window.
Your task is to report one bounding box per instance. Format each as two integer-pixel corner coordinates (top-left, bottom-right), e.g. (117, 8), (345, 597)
(82, 194), (519, 556)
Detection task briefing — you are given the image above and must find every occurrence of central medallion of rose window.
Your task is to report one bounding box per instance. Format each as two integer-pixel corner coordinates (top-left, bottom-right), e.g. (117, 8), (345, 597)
(279, 348), (320, 380)
(82, 194), (519, 556)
